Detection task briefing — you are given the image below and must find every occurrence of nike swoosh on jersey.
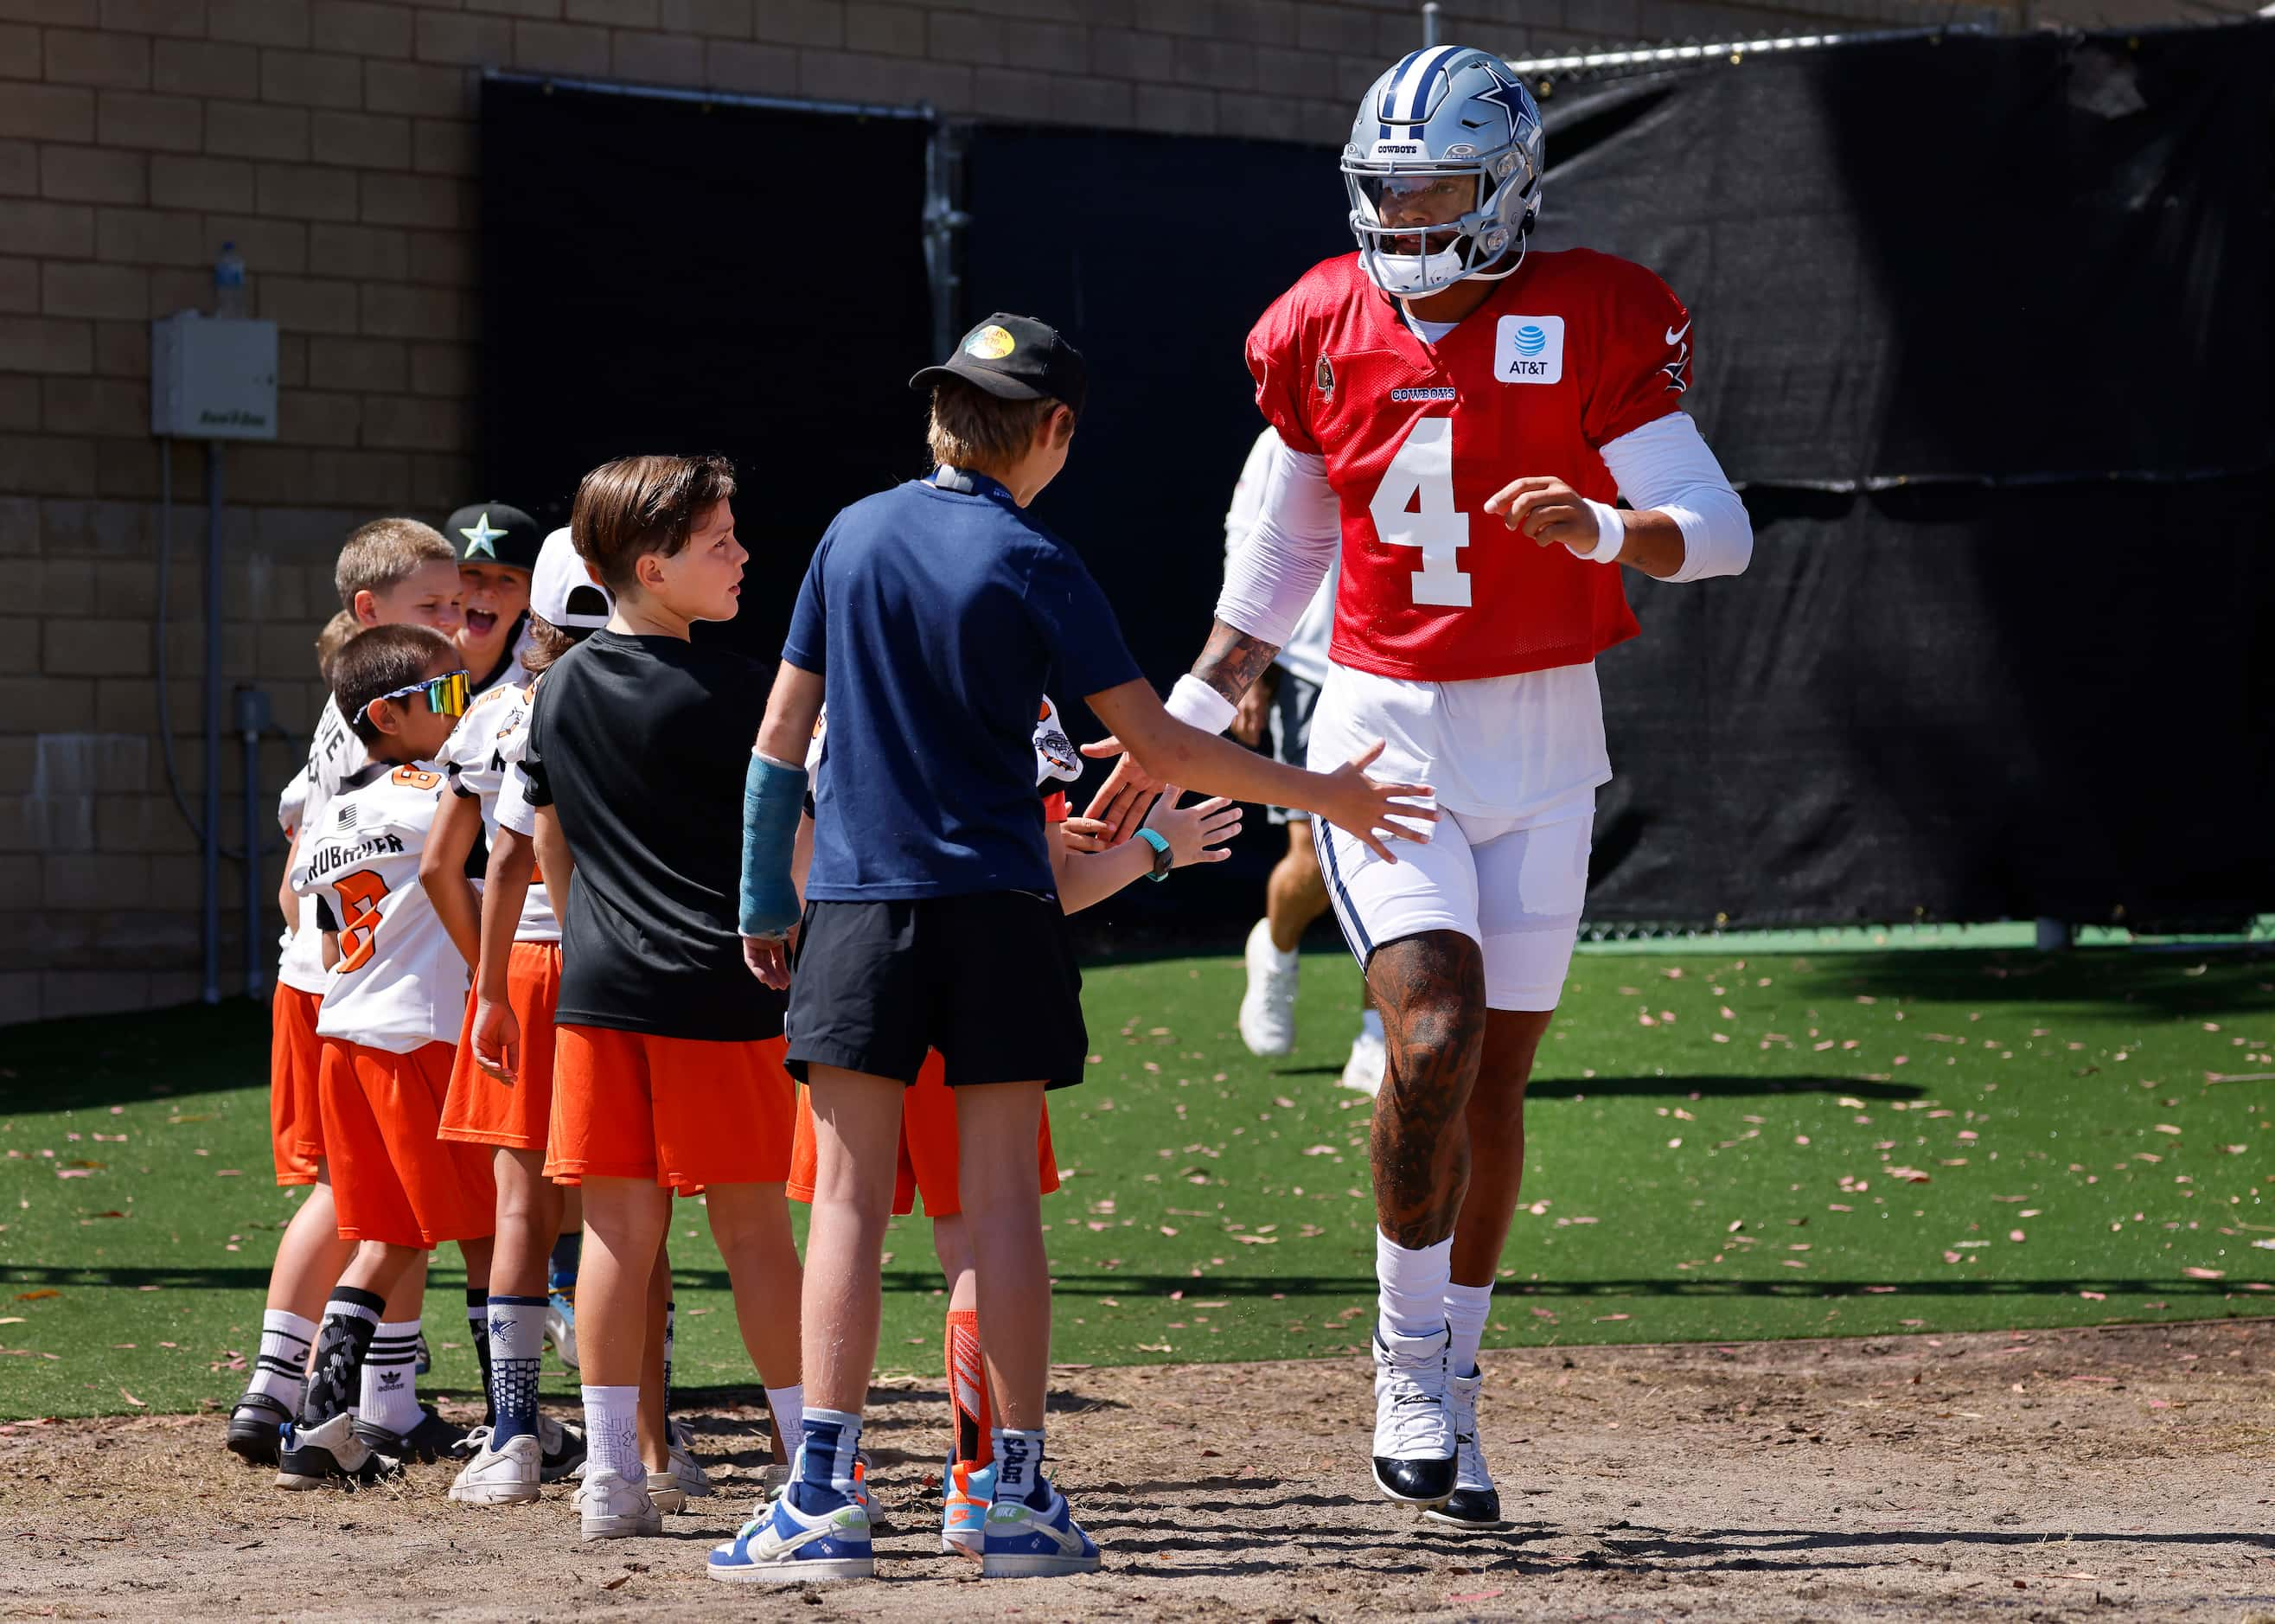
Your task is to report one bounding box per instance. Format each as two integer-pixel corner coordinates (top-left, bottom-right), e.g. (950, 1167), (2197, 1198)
(1665, 321), (1692, 346)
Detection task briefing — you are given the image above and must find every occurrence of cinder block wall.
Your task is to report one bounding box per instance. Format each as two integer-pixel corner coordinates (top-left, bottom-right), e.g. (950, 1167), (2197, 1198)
(3, 0), (2005, 1024)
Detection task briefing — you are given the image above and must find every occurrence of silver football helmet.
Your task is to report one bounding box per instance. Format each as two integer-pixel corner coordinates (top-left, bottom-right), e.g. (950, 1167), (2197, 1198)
(1343, 47), (1545, 299)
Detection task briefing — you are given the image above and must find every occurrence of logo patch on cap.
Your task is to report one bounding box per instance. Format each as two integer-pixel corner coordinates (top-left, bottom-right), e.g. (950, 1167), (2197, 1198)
(458, 511), (505, 560)
(966, 324), (1017, 360)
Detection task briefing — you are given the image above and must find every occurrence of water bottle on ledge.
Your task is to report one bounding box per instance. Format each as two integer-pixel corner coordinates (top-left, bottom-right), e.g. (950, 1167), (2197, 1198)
(213, 241), (246, 319)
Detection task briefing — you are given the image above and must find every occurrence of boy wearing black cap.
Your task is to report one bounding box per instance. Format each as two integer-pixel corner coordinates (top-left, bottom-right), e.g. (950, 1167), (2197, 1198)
(445, 502), (544, 699)
(722, 315), (1432, 1583)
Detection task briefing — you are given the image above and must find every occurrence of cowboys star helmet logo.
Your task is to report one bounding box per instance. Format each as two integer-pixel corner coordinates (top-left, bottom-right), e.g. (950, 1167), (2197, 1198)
(458, 511), (506, 560)
(1471, 62), (1532, 148)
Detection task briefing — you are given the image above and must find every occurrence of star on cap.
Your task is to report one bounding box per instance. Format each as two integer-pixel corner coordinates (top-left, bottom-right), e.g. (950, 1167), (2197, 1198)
(1473, 63), (1531, 149)
(458, 511), (506, 560)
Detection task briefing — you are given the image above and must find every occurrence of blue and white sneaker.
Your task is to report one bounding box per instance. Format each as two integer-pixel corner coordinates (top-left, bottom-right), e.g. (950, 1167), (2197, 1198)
(941, 1457), (994, 1559)
(708, 1489), (873, 1583)
(981, 1483), (1100, 1578)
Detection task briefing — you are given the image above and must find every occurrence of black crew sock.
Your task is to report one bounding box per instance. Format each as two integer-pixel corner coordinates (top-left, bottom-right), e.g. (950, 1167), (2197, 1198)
(300, 1285), (387, 1428)
(466, 1287), (494, 1429)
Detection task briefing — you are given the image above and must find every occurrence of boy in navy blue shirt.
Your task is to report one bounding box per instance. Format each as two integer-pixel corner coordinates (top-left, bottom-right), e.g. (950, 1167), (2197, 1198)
(720, 315), (1432, 1583)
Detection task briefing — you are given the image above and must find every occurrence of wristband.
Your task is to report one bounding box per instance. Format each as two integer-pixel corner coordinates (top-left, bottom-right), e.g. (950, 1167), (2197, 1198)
(1135, 826), (1173, 881)
(1581, 497), (1625, 563)
(738, 750), (808, 937)
(1165, 674), (1237, 736)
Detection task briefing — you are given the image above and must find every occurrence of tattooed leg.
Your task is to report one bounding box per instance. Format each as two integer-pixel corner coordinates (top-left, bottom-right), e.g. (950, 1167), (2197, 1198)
(1366, 930), (1491, 1250)
(1448, 1008), (1553, 1288)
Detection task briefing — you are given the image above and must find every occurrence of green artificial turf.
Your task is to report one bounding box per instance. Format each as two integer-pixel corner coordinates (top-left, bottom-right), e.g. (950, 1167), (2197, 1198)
(1, 948), (2269, 1420)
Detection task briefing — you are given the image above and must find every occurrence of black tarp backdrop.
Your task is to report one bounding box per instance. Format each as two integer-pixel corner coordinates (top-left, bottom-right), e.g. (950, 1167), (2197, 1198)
(1532, 25), (2275, 926)
(956, 125), (1352, 935)
(478, 77), (936, 665)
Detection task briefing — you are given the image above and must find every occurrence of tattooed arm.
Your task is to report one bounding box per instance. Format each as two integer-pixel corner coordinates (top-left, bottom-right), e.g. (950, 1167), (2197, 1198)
(1082, 434), (1340, 841)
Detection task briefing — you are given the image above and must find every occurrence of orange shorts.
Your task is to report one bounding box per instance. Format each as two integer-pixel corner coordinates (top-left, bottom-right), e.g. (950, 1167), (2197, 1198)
(438, 941), (563, 1154)
(319, 1039), (497, 1248)
(270, 981), (325, 1185)
(546, 1025), (796, 1191)
(788, 1049), (1058, 1218)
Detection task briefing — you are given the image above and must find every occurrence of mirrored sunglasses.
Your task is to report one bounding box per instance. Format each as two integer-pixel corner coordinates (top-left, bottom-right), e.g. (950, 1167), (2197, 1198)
(375, 669), (470, 718)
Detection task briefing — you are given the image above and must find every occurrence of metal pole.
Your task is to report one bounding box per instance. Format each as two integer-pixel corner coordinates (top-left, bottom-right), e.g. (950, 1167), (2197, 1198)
(921, 113), (968, 363)
(1422, 2), (1441, 47)
(201, 442), (223, 1005)
(240, 688), (261, 999)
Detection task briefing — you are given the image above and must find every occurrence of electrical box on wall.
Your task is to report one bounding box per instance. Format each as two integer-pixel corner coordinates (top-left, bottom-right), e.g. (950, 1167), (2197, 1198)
(150, 313), (279, 440)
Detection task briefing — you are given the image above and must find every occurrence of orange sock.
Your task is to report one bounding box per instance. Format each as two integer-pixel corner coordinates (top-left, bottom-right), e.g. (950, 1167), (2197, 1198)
(945, 1308), (988, 1466)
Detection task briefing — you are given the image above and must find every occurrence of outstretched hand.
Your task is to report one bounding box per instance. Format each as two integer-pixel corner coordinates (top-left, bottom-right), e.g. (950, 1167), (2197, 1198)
(1144, 785), (1243, 868)
(1317, 739), (1436, 864)
(1078, 735), (1160, 843)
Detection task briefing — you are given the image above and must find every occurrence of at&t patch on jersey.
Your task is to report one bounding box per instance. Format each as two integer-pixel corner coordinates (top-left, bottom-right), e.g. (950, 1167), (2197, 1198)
(1493, 315), (1564, 384)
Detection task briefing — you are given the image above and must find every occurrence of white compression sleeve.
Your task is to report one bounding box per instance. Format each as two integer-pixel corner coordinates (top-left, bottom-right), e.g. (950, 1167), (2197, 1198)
(1598, 412), (1754, 584)
(1212, 436), (1340, 647)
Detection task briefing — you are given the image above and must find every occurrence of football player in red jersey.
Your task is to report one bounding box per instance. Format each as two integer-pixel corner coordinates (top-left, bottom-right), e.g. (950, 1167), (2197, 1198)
(1085, 45), (1753, 1528)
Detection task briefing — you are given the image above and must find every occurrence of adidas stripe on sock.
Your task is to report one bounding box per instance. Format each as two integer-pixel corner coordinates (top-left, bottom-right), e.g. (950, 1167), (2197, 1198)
(249, 1309), (316, 1409)
(945, 1309), (987, 1466)
(661, 1300), (674, 1420)
(300, 1287), (385, 1426)
(360, 1319), (424, 1436)
(487, 1295), (546, 1445)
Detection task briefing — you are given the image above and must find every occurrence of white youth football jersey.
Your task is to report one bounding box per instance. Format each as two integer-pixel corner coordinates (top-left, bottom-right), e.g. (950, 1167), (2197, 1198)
(439, 682), (558, 942)
(290, 761), (469, 1052)
(274, 762), (329, 994)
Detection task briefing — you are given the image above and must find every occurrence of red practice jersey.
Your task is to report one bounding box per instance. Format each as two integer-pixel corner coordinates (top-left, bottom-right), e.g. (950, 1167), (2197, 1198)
(1247, 249), (1693, 683)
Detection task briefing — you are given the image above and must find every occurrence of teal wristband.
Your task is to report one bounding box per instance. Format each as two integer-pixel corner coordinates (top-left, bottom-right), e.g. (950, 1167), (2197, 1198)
(1135, 826), (1172, 882)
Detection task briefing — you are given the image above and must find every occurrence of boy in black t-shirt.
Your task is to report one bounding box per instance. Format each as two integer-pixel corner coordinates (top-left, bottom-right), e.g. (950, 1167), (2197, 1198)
(521, 454), (804, 1542)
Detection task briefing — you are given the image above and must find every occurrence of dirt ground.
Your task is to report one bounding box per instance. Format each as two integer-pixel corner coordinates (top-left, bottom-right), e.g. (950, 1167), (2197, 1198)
(2, 1320), (2271, 1623)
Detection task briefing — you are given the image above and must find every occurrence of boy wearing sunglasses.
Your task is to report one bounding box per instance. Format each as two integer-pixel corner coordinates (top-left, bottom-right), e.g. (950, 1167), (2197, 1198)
(278, 625), (498, 1487)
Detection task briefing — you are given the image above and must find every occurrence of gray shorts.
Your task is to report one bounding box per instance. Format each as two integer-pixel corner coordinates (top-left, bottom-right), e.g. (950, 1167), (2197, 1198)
(1267, 670), (1320, 826)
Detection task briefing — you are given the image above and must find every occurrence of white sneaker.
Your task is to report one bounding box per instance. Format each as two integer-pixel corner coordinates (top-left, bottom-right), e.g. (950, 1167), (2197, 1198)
(449, 1429), (541, 1505)
(575, 1467), (662, 1540)
(1424, 1367), (1505, 1528)
(667, 1417), (713, 1497)
(1238, 918), (1299, 1057)
(1371, 1323), (1456, 1506)
(1339, 1026), (1386, 1096)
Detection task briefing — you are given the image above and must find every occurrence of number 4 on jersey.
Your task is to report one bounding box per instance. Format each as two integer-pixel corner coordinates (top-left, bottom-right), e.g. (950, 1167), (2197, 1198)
(1368, 417), (1472, 608)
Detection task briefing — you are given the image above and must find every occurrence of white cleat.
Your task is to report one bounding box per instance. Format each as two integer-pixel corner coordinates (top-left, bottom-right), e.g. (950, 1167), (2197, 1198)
(575, 1467), (662, 1540)
(449, 1429), (541, 1505)
(1238, 918), (1300, 1057)
(1339, 1026), (1385, 1096)
(1423, 1367), (1506, 1529)
(1371, 1323), (1456, 1506)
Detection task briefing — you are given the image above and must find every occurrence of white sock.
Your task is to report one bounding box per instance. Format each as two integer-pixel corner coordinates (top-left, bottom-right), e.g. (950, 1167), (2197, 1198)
(1360, 1007), (1384, 1040)
(250, 1308), (316, 1407)
(1258, 924), (1298, 968)
(582, 1383), (643, 1484)
(359, 1319), (424, 1435)
(993, 1425), (1049, 1508)
(1444, 1281), (1493, 1378)
(764, 1383), (804, 1461)
(1376, 1231), (1453, 1341)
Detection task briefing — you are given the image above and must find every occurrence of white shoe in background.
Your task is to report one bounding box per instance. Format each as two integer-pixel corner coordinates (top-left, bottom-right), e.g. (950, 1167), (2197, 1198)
(1238, 918), (1299, 1057)
(1339, 1026), (1385, 1096)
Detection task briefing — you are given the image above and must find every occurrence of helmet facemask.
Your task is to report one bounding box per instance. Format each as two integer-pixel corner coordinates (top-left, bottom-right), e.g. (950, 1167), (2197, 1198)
(1344, 149), (1539, 299)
